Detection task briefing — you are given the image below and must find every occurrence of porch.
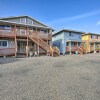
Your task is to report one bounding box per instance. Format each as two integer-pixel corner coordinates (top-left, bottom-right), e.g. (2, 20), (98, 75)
(90, 41), (100, 53)
(66, 40), (82, 54)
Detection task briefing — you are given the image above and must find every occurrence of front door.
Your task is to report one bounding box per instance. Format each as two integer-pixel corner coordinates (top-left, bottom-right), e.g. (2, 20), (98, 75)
(20, 43), (26, 53)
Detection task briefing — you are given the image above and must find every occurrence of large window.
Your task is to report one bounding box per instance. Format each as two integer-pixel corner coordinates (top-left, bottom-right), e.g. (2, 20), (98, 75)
(0, 40), (8, 47)
(0, 25), (11, 30)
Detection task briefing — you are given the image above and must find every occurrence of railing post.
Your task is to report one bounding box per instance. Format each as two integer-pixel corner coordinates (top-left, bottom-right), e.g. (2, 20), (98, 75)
(70, 41), (72, 55)
(14, 25), (17, 58)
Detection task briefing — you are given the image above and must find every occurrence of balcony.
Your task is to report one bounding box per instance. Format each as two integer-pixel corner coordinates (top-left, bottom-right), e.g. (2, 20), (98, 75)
(0, 28), (52, 40)
(0, 29), (15, 38)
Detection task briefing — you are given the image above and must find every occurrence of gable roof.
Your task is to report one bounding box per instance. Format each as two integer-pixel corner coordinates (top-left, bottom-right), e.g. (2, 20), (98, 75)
(0, 19), (51, 30)
(0, 15), (48, 27)
(52, 29), (85, 36)
(82, 33), (100, 36)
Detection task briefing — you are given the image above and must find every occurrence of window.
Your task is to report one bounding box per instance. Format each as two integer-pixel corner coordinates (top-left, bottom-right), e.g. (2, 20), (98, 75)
(0, 41), (8, 47)
(20, 18), (26, 24)
(5, 26), (11, 30)
(40, 30), (44, 33)
(20, 29), (26, 35)
(91, 35), (94, 38)
(0, 25), (11, 30)
(69, 32), (73, 37)
(66, 42), (69, 46)
(27, 18), (33, 25)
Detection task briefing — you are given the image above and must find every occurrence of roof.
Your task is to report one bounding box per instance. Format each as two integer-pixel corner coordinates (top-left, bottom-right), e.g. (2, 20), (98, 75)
(52, 29), (85, 36)
(0, 20), (51, 30)
(82, 33), (100, 36)
(0, 15), (48, 28)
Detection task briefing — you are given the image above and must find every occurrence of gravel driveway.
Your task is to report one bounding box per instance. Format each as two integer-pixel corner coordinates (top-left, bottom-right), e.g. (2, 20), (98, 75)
(0, 54), (100, 100)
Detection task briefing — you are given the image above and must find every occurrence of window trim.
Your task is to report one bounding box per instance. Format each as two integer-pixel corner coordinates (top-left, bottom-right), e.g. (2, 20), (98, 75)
(20, 28), (26, 35)
(20, 18), (26, 24)
(0, 40), (8, 48)
(69, 32), (73, 37)
(91, 35), (94, 39)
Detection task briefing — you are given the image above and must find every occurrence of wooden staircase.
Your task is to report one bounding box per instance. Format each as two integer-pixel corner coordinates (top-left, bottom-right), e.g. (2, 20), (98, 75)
(77, 46), (87, 55)
(28, 30), (60, 57)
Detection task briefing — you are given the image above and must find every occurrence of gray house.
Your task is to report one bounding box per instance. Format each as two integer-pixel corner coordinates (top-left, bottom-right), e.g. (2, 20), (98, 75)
(0, 16), (60, 57)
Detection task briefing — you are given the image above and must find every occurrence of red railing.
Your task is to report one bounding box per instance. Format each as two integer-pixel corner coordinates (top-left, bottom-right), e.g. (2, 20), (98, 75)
(66, 46), (78, 52)
(0, 48), (15, 56)
(0, 29), (15, 37)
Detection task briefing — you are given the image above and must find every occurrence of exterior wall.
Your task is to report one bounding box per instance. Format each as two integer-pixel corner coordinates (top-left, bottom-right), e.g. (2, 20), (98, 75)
(0, 39), (15, 56)
(82, 34), (100, 52)
(0, 39), (15, 48)
(64, 32), (82, 53)
(64, 32), (82, 41)
(3, 18), (20, 23)
(82, 35), (90, 52)
(2, 17), (47, 27)
(52, 32), (64, 54)
(0, 17), (52, 56)
(52, 31), (82, 54)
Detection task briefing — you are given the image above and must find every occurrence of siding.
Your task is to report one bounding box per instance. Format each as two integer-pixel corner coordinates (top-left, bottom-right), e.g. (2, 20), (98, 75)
(0, 39), (15, 48)
(0, 39), (15, 56)
(4, 18), (20, 23)
(52, 32), (64, 54)
(52, 31), (82, 54)
(64, 32), (82, 53)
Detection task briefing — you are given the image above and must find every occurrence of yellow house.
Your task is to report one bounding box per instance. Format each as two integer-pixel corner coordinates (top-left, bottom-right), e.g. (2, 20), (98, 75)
(82, 33), (100, 53)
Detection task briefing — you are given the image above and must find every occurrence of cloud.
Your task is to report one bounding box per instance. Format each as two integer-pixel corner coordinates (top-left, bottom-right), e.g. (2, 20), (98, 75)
(96, 20), (100, 25)
(48, 9), (100, 25)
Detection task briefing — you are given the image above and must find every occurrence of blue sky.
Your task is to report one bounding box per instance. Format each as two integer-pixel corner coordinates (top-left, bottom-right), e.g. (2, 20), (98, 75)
(0, 0), (100, 33)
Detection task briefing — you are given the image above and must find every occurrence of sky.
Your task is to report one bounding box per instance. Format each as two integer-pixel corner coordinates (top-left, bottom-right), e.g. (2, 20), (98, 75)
(0, 0), (100, 33)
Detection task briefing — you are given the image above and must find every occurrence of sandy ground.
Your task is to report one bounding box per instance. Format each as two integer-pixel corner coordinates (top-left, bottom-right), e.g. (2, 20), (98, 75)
(0, 54), (100, 100)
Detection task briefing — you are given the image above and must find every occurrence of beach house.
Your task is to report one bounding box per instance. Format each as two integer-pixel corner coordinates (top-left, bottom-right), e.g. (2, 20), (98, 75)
(52, 29), (85, 55)
(0, 16), (60, 57)
(82, 33), (100, 53)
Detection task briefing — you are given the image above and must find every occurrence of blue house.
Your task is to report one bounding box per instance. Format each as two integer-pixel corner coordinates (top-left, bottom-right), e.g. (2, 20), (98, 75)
(52, 29), (84, 55)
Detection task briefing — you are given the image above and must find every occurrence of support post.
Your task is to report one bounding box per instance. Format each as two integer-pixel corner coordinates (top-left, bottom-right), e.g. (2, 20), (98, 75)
(94, 42), (96, 53)
(70, 41), (72, 54)
(36, 28), (39, 55)
(26, 27), (29, 57)
(14, 25), (17, 58)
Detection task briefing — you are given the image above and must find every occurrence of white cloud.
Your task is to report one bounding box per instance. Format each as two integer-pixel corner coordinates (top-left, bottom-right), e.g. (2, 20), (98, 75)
(48, 9), (100, 25)
(96, 20), (100, 25)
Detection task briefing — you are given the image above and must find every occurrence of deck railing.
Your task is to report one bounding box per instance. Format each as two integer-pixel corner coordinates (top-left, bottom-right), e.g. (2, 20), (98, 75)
(0, 28), (52, 40)
(66, 46), (78, 52)
(0, 29), (15, 37)
(0, 48), (15, 56)
(53, 47), (60, 55)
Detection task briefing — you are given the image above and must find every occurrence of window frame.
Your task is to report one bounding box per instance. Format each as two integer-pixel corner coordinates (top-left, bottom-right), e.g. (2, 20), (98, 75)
(69, 32), (73, 37)
(91, 35), (94, 39)
(20, 28), (26, 35)
(0, 40), (8, 48)
(20, 18), (26, 24)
